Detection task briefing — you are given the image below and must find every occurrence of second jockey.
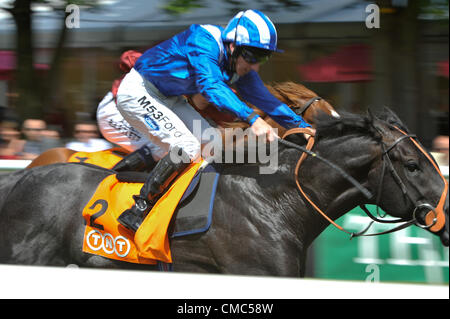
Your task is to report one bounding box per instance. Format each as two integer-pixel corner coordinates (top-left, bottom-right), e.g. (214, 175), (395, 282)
(105, 10), (312, 232)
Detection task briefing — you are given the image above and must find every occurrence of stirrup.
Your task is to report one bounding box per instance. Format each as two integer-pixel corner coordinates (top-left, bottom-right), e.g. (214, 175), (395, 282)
(117, 196), (151, 232)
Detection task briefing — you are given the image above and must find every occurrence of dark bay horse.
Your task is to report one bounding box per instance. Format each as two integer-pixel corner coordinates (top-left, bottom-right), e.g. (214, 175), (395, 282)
(0, 109), (447, 276)
(26, 81), (337, 169)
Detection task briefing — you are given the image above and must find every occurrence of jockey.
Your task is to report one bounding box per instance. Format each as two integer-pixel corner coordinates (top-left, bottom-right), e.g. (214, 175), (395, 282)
(112, 9), (312, 232)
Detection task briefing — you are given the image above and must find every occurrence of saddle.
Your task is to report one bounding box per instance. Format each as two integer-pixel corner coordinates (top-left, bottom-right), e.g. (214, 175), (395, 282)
(82, 159), (221, 265)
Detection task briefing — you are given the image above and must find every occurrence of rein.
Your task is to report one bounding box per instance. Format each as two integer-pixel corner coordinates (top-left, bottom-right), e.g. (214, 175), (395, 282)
(281, 125), (448, 239)
(279, 128), (372, 236)
(278, 129), (372, 200)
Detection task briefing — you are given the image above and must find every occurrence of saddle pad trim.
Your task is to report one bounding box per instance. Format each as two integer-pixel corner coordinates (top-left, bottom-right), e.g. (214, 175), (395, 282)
(171, 171), (220, 238)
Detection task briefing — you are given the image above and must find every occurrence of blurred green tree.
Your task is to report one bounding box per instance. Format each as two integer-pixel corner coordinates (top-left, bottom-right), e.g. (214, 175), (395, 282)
(0, 0), (98, 120)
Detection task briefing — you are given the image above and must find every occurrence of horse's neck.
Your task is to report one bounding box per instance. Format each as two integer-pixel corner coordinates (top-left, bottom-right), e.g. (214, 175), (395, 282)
(219, 163), (309, 248)
(0, 170), (28, 210)
(217, 150), (346, 250)
(217, 139), (374, 251)
(296, 137), (375, 244)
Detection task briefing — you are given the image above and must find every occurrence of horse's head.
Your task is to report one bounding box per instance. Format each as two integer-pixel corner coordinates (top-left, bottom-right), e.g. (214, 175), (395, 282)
(267, 82), (339, 128)
(366, 108), (449, 246)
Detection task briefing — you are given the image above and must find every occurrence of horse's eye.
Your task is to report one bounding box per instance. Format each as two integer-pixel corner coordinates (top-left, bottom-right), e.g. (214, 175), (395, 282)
(405, 161), (420, 172)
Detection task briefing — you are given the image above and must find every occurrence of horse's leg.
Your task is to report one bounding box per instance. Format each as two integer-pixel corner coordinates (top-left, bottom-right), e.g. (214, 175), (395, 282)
(26, 148), (76, 169)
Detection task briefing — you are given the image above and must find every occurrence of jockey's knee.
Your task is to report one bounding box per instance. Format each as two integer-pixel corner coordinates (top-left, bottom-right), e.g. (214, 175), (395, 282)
(169, 138), (201, 164)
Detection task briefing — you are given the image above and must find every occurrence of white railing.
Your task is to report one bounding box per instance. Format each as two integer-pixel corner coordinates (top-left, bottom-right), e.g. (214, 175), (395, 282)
(0, 159), (32, 171)
(0, 264), (448, 299)
(440, 165), (449, 178)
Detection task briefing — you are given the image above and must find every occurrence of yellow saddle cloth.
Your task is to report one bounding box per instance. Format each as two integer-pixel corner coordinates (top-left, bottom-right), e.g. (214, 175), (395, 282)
(82, 160), (204, 265)
(68, 148), (127, 169)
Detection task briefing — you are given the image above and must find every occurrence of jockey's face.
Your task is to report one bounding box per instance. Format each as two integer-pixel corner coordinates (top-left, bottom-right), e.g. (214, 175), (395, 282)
(229, 43), (262, 76)
(235, 54), (260, 76)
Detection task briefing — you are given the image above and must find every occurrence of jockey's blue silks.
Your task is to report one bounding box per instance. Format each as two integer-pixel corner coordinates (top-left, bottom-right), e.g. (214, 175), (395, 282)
(134, 22), (310, 129)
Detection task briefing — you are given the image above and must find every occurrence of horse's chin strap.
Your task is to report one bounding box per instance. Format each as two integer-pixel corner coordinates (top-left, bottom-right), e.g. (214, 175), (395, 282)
(356, 205), (416, 238)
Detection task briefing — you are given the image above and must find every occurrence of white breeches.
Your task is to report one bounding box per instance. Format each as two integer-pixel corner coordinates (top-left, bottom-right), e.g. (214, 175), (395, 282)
(97, 68), (216, 161)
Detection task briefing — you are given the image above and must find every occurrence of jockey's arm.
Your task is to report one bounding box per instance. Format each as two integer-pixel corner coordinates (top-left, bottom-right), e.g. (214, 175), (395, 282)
(185, 32), (262, 126)
(235, 71), (311, 129)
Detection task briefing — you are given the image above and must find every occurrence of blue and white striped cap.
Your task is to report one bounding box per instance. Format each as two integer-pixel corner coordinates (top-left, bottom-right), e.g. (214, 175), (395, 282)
(222, 10), (283, 53)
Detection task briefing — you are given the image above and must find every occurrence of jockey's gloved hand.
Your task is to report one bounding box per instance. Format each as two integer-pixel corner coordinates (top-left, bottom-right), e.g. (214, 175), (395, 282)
(303, 128), (316, 141)
(250, 117), (279, 142)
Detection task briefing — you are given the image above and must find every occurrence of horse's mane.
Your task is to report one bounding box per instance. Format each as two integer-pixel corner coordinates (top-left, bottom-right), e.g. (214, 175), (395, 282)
(268, 81), (320, 106)
(314, 107), (409, 141)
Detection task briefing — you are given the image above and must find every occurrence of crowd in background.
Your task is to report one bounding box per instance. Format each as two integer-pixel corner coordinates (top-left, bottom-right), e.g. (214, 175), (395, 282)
(1, 105), (448, 166)
(431, 135), (449, 167)
(1, 107), (112, 160)
(2, 117), (449, 167)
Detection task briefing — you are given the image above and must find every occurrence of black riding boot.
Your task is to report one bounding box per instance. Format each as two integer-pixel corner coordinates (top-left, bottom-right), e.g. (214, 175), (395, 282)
(113, 145), (157, 172)
(117, 147), (190, 232)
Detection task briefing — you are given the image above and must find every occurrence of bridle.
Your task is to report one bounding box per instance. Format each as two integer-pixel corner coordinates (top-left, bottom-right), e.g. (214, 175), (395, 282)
(295, 97), (322, 117)
(281, 124), (448, 238)
(359, 125), (448, 236)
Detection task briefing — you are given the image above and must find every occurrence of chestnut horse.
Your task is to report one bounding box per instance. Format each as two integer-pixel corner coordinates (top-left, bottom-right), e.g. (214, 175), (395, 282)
(27, 82), (337, 169)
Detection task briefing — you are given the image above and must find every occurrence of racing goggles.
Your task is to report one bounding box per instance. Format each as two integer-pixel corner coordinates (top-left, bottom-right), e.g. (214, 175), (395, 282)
(240, 47), (272, 65)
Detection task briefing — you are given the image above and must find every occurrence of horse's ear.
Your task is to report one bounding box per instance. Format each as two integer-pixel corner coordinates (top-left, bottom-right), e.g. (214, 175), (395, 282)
(379, 106), (410, 132)
(367, 108), (377, 123)
(365, 108), (383, 141)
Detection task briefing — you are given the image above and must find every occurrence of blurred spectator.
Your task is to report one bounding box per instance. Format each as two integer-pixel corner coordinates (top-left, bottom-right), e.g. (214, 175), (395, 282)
(65, 121), (112, 152)
(0, 121), (22, 159)
(42, 124), (64, 150)
(431, 135), (449, 166)
(16, 118), (49, 160)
